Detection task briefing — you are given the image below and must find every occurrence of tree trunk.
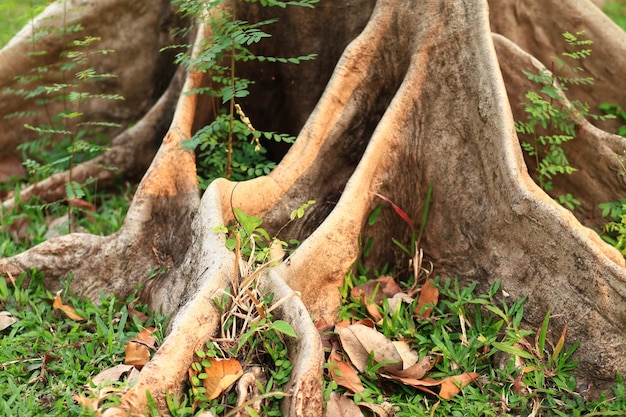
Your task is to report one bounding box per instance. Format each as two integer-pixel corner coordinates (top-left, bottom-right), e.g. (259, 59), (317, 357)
(2, 0), (626, 415)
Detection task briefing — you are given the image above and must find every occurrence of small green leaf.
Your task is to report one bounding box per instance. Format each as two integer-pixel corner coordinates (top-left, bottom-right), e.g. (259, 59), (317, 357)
(270, 320), (297, 338)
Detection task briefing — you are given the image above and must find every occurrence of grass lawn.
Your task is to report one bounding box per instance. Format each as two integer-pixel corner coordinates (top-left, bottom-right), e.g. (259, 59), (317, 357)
(0, 0), (51, 48)
(1, 1), (626, 417)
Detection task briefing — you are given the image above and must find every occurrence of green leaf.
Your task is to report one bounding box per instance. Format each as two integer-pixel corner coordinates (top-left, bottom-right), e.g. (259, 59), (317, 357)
(491, 341), (535, 360)
(270, 320), (297, 338)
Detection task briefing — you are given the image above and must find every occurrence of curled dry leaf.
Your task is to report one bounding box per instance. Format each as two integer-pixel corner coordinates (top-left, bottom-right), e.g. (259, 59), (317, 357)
(389, 355), (435, 379)
(335, 324), (402, 373)
(203, 357), (244, 400)
(328, 349), (365, 394)
(0, 311), (18, 331)
(124, 327), (157, 369)
(415, 279), (439, 318)
(383, 371), (480, 399)
(52, 291), (85, 321)
(326, 392), (364, 417)
(387, 293), (414, 313)
(357, 401), (398, 417)
(236, 366), (264, 415)
(391, 341), (419, 369)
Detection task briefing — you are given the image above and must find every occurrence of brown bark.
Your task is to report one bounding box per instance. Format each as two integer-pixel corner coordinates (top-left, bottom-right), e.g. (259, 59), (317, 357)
(2, 0), (626, 415)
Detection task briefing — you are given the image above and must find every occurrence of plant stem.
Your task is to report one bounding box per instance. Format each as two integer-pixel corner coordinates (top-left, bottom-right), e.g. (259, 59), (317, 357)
(226, 0), (237, 180)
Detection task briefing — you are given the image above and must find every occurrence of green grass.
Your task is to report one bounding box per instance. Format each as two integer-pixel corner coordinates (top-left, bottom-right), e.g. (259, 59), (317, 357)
(0, 272), (166, 416)
(604, 0), (626, 31)
(330, 274), (626, 416)
(0, 0), (49, 48)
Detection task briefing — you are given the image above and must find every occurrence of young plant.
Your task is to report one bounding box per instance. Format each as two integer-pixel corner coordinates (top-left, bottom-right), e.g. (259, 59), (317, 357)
(181, 202), (312, 415)
(3, 1), (123, 232)
(171, 0), (317, 189)
(516, 30), (612, 210)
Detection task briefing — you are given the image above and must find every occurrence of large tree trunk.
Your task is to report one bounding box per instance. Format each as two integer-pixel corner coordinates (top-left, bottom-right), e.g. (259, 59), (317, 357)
(2, 0), (626, 415)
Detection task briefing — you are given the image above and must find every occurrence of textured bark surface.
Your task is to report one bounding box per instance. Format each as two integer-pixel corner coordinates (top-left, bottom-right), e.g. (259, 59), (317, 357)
(1, 0), (626, 415)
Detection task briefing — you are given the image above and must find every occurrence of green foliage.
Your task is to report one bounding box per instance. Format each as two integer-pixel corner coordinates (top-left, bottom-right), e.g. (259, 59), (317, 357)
(335, 275), (626, 416)
(599, 103), (626, 136)
(516, 30), (611, 210)
(2, 1), (124, 233)
(0, 271), (165, 416)
(599, 196), (626, 256)
(603, 1), (626, 31)
(0, 0), (49, 48)
(180, 205), (318, 415)
(172, 0), (317, 188)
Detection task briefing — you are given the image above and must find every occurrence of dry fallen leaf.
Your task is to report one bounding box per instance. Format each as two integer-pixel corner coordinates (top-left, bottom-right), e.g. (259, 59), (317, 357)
(135, 327), (157, 347)
(328, 349), (365, 393)
(335, 324), (403, 373)
(124, 327), (157, 369)
(326, 392), (365, 417)
(52, 291), (85, 321)
(391, 341), (419, 369)
(389, 355), (436, 379)
(203, 357), (244, 400)
(439, 372), (480, 399)
(124, 341), (151, 368)
(0, 311), (18, 331)
(357, 401), (398, 417)
(415, 279), (439, 318)
(92, 364), (138, 385)
(352, 276), (403, 304)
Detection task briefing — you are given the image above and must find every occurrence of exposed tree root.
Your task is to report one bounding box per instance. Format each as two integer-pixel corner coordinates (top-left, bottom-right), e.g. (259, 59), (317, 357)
(1, 0), (626, 415)
(0, 66), (183, 213)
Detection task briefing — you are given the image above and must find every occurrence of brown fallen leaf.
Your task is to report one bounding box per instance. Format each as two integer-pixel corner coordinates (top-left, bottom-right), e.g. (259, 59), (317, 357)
(0, 311), (19, 331)
(124, 341), (151, 368)
(391, 341), (419, 369)
(380, 374), (442, 396)
(92, 364), (137, 385)
(415, 279), (439, 318)
(203, 357), (243, 400)
(352, 276), (403, 304)
(335, 324), (403, 373)
(357, 401), (398, 417)
(365, 302), (383, 322)
(439, 372), (480, 399)
(135, 327), (157, 347)
(326, 392), (364, 417)
(390, 355), (436, 379)
(328, 349), (365, 394)
(124, 327), (157, 369)
(53, 291), (85, 321)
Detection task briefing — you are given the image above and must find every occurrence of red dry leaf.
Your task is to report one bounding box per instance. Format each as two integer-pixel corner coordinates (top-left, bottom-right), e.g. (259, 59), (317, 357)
(203, 357), (243, 400)
(52, 291), (85, 321)
(328, 350), (365, 394)
(374, 193), (414, 230)
(365, 302), (383, 322)
(415, 279), (439, 318)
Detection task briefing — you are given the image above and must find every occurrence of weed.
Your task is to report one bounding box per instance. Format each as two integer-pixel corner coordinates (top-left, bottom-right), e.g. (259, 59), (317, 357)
(172, 0), (317, 189)
(0, 271), (164, 416)
(516, 30), (613, 210)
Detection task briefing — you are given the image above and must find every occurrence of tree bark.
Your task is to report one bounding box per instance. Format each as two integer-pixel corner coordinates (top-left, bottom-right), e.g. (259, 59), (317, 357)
(2, 0), (626, 415)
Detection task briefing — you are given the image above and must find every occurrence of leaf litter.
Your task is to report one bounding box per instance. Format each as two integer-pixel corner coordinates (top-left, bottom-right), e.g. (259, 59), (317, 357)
(324, 275), (481, 414)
